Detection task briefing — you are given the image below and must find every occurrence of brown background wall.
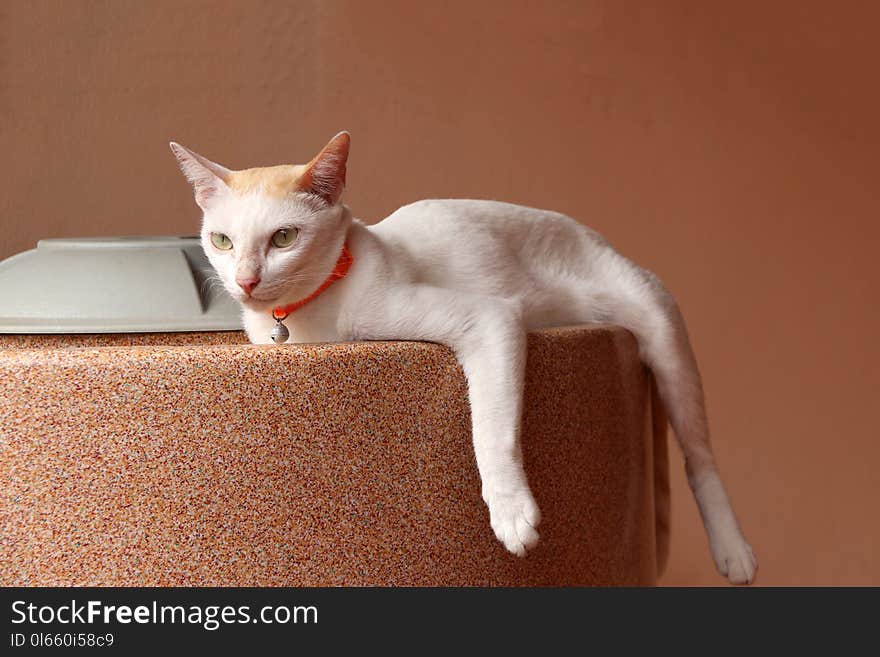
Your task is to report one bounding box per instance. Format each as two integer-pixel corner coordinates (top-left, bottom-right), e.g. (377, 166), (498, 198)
(2, 1), (878, 585)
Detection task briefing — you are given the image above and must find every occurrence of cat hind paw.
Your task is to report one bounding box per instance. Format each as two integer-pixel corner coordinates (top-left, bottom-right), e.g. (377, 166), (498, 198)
(713, 536), (758, 585)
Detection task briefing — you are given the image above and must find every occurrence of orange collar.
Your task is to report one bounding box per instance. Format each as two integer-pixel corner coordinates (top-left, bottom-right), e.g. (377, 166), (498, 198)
(271, 244), (353, 321)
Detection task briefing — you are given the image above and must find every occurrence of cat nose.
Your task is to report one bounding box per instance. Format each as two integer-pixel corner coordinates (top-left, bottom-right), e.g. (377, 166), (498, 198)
(236, 276), (261, 295)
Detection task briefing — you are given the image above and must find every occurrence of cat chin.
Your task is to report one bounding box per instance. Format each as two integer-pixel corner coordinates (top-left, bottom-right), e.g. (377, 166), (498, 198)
(240, 297), (275, 312)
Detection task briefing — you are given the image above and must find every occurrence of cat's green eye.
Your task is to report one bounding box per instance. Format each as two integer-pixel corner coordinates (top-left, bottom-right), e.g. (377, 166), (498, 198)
(271, 228), (299, 248)
(210, 233), (233, 251)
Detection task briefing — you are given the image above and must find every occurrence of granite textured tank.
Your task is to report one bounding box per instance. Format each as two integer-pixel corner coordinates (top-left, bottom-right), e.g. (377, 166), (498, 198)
(0, 237), (668, 585)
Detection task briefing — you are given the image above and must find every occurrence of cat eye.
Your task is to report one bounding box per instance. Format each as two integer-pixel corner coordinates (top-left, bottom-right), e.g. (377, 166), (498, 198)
(210, 233), (233, 250)
(271, 228), (299, 248)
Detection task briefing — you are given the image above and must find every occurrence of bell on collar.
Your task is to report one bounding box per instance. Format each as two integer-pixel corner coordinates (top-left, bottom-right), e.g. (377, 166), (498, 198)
(270, 319), (290, 344)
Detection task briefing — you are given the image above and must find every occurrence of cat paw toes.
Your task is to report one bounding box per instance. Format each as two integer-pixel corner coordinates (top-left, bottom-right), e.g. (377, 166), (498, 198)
(713, 538), (758, 585)
(485, 488), (542, 556)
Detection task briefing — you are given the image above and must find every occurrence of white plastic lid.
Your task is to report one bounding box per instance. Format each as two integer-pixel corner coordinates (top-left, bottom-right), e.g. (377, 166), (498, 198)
(0, 237), (242, 333)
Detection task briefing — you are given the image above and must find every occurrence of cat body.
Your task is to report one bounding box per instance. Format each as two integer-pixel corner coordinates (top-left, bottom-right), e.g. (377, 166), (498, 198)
(244, 200), (619, 342)
(171, 133), (757, 584)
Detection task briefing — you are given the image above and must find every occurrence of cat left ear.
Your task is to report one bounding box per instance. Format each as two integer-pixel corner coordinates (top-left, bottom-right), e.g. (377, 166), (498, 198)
(299, 131), (350, 206)
(169, 142), (231, 211)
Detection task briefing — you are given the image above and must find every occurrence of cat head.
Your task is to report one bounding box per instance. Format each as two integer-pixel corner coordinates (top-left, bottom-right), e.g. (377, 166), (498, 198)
(169, 132), (352, 311)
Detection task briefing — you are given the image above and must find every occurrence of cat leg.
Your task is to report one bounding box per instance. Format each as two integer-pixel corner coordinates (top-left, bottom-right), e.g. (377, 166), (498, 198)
(453, 299), (541, 557)
(355, 285), (541, 556)
(595, 265), (758, 584)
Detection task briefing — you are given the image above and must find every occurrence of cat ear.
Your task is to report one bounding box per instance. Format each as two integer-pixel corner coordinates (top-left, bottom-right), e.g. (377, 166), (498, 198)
(299, 131), (350, 205)
(169, 142), (231, 210)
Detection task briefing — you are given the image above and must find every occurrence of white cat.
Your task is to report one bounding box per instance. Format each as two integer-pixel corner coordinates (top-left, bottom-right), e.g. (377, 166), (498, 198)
(170, 132), (757, 584)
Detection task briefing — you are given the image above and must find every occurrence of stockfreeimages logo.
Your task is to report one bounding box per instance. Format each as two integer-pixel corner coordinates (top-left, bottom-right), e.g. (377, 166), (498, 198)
(11, 599), (318, 632)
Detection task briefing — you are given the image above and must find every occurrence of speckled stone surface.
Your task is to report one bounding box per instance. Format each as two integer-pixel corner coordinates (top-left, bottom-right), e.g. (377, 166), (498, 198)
(0, 331), (244, 349)
(0, 325), (666, 586)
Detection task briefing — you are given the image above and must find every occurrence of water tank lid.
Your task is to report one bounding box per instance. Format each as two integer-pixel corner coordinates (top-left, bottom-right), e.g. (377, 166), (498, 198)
(0, 236), (242, 334)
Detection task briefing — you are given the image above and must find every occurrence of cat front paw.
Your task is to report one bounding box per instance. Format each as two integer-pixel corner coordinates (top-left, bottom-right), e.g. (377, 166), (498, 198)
(483, 485), (542, 557)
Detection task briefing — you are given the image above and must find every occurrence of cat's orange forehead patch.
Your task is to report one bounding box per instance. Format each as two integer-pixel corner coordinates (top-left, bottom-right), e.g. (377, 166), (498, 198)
(225, 164), (308, 198)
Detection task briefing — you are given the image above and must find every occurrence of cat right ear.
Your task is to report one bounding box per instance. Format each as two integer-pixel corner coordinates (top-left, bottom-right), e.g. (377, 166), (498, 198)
(169, 142), (231, 211)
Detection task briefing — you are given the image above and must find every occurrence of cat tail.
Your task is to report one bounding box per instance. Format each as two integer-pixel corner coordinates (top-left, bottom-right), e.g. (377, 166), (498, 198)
(596, 258), (757, 584)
